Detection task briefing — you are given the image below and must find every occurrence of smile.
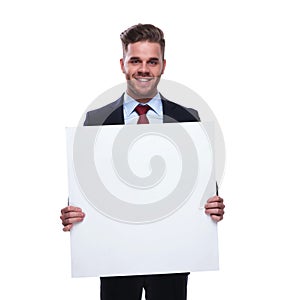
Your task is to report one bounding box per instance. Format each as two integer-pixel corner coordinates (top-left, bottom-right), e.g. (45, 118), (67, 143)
(135, 77), (153, 82)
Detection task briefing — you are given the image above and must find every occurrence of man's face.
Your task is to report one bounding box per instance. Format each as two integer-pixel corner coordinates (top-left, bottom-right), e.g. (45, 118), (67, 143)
(120, 41), (166, 102)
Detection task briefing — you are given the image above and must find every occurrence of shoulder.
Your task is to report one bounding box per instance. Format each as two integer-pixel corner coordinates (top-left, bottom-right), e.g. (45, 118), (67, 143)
(161, 96), (200, 123)
(84, 96), (124, 126)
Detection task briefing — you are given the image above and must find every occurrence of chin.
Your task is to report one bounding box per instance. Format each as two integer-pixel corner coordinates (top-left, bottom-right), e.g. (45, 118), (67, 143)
(136, 92), (155, 99)
(132, 88), (153, 97)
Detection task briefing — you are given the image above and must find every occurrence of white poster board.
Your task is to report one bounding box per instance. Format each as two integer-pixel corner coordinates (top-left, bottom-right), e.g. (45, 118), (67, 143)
(66, 122), (218, 277)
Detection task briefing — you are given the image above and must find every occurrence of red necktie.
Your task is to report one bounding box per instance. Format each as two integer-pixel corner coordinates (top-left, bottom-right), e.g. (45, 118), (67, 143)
(135, 104), (151, 124)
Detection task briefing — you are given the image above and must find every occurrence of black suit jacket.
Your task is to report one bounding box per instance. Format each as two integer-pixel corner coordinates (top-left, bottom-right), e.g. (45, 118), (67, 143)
(84, 94), (200, 126)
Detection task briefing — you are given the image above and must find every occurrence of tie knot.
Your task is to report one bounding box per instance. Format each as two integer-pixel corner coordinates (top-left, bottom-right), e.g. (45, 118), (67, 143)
(135, 104), (151, 116)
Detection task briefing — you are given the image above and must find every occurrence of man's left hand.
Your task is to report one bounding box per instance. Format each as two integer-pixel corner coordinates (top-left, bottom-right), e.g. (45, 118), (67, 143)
(205, 196), (225, 222)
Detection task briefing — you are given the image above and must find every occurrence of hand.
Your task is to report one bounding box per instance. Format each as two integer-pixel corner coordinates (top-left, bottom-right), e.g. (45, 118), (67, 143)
(60, 206), (85, 232)
(205, 196), (225, 222)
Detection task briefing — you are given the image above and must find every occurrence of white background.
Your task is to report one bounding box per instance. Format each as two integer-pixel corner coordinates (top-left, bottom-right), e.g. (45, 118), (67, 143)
(1, 1), (299, 299)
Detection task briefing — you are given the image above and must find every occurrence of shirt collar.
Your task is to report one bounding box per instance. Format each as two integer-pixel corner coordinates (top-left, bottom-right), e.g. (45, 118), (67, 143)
(123, 92), (162, 117)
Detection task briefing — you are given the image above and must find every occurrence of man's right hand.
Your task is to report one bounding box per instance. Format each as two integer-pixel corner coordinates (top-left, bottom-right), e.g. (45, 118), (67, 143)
(60, 206), (85, 232)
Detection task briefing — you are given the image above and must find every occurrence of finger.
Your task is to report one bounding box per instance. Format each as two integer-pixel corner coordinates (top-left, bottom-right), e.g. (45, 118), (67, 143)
(60, 213), (85, 226)
(61, 206), (82, 214)
(206, 196), (223, 203)
(63, 224), (73, 232)
(205, 201), (225, 210)
(205, 208), (225, 216)
(61, 211), (85, 220)
(61, 216), (85, 226)
(210, 214), (223, 222)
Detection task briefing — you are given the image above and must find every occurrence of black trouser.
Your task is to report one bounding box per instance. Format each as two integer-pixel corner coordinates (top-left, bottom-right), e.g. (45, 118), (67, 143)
(100, 273), (189, 300)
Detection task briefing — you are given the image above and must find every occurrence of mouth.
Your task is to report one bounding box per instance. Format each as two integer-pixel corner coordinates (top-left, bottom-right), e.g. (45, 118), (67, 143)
(135, 77), (153, 82)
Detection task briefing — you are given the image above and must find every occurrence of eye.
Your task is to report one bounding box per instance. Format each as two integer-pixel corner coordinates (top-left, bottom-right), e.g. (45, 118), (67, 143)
(148, 60), (158, 65)
(130, 59), (141, 64)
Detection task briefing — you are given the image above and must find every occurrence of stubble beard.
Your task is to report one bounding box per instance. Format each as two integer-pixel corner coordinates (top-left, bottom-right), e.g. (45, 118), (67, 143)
(126, 73), (162, 102)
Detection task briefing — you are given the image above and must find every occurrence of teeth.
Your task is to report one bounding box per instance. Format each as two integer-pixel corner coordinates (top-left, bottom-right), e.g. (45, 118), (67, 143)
(136, 78), (152, 82)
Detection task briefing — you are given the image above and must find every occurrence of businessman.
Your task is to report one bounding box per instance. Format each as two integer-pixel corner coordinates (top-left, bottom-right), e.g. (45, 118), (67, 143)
(61, 23), (225, 300)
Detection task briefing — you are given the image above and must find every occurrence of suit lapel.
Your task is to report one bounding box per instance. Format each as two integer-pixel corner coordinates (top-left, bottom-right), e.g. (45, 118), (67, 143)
(103, 95), (125, 125)
(161, 95), (179, 123)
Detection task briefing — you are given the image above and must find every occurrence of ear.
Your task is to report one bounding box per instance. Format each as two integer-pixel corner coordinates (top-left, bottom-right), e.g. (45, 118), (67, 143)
(120, 58), (125, 74)
(161, 59), (166, 75)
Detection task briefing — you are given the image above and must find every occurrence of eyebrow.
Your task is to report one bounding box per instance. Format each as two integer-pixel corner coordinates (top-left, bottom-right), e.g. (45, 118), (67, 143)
(129, 57), (160, 61)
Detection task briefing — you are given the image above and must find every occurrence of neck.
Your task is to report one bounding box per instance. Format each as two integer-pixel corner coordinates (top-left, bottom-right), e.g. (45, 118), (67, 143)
(126, 91), (158, 104)
(135, 98), (151, 103)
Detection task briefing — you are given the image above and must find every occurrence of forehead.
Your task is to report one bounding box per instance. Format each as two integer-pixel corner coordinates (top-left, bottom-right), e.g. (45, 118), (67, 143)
(125, 41), (163, 59)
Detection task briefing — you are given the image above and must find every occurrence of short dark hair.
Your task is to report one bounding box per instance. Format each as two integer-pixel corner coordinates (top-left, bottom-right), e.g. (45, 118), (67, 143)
(120, 24), (165, 59)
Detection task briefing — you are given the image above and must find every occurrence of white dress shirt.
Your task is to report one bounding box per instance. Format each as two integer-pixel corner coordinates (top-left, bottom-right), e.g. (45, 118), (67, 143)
(123, 92), (163, 124)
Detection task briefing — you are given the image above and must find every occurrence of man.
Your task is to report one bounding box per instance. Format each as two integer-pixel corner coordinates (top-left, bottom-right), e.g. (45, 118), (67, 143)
(61, 24), (225, 300)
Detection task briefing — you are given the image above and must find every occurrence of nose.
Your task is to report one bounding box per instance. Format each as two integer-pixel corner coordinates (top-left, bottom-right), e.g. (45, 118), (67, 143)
(137, 62), (150, 76)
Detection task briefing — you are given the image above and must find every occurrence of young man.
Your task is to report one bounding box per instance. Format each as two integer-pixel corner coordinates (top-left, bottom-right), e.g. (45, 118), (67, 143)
(61, 24), (225, 300)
